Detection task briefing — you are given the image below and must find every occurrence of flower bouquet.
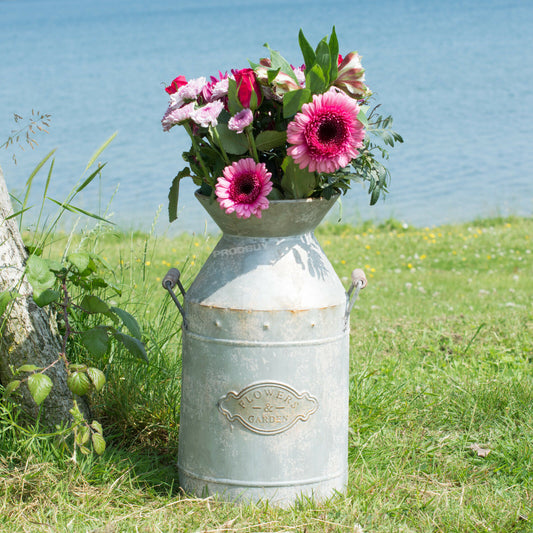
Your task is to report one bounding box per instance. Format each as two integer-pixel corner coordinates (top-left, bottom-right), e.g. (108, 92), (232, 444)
(162, 27), (402, 222)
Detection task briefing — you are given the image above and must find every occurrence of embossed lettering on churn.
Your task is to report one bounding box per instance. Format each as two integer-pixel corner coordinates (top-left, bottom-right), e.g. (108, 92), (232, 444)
(217, 381), (319, 435)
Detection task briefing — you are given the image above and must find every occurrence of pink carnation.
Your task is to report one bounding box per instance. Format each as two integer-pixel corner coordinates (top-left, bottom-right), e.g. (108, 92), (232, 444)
(190, 101), (224, 128)
(287, 89), (365, 173)
(228, 108), (253, 133)
(161, 102), (195, 131)
(215, 158), (273, 219)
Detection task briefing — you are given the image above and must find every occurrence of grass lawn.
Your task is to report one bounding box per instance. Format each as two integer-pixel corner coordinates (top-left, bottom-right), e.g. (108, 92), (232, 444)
(1, 215), (532, 532)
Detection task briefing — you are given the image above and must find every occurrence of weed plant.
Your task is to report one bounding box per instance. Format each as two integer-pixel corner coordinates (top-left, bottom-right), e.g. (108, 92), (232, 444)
(1, 215), (532, 532)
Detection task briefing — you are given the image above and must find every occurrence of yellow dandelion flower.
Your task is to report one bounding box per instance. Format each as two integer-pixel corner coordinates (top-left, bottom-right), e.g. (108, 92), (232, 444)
(420, 254), (427, 260)
(408, 263), (413, 269)
(341, 259), (346, 264)
(145, 261), (151, 266)
(365, 244), (371, 250)
(194, 242), (199, 247)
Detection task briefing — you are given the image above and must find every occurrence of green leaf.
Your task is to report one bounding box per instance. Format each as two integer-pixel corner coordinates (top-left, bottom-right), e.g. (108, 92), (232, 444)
(0, 291), (18, 318)
(75, 426), (91, 446)
(28, 373), (53, 405)
(67, 252), (91, 273)
(357, 108), (369, 128)
(282, 88), (312, 119)
(298, 29), (316, 71)
(92, 432), (106, 455)
(91, 420), (103, 434)
(87, 368), (106, 393)
(67, 371), (91, 396)
(305, 64), (327, 94)
(255, 130), (287, 151)
(267, 67), (281, 84)
(280, 157), (317, 198)
(265, 45), (299, 85)
(114, 331), (148, 363)
(110, 307), (142, 340)
(80, 295), (110, 314)
(33, 288), (60, 307)
(47, 198), (114, 225)
(168, 167), (191, 223)
(215, 123), (249, 155)
(85, 131), (117, 172)
(3, 380), (21, 397)
(17, 364), (42, 373)
(315, 39), (331, 85)
(227, 78), (243, 115)
(26, 256), (56, 291)
(76, 162), (107, 194)
(79, 327), (110, 358)
(328, 26), (339, 84)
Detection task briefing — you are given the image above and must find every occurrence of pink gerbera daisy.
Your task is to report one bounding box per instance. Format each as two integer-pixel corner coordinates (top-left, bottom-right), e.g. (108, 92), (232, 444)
(215, 158), (273, 219)
(287, 89), (365, 174)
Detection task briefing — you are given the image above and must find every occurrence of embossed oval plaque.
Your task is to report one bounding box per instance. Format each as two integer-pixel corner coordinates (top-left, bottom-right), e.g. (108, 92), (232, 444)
(217, 381), (319, 435)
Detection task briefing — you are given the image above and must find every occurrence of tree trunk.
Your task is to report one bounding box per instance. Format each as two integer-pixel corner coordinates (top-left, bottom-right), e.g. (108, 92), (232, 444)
(0, 165), (89, 428)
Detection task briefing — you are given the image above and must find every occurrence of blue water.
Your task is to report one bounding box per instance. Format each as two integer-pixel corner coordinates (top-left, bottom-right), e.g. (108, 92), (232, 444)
(1, 0), (532, 234)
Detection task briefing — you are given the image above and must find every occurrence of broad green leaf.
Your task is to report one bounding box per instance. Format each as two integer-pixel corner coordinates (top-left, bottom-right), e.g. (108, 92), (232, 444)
(114, 331), (148, 362)
(215, 123), (249, 155)
(87, 368), (106, 392)
(298, 29), (316, 70)
(282, 88), (312, 119)
(26, 256), (56, 290)
(17, 364), (42, 373)
(265, 45), (299, 84)
(168, 167), (191, 223)
(91, 420), (103, 434)
(33, 288), (60, 307)
(110, 307), (142, 340)
(357, 108), (369, 128)
(315, 39), (331, 85)
(305, 64), (327, 94)
(67, 371), (91, 396)
(280, 157), (317, 198)
(28, 373), (53, 405)
(328, 26), (339, 83)
(85, 131), (117, 172)
(3, 380), (21, 397)
(267, 67), (281, 84)
(80, 295), (110, 314)
(255, 130), (287, 151)
(79, 327), (110, 357)
(67, 252), (91, 273)
(92, 432), (106, 455)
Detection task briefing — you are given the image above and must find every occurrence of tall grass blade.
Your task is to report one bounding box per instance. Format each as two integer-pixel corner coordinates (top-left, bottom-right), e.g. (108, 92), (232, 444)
(84, 132), (117, 172)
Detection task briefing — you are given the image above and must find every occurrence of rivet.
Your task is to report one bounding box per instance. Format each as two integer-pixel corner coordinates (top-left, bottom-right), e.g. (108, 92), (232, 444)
(263, 322), (270, 330)
(215, 320), (221, 327)
(311, 323), (316, 328)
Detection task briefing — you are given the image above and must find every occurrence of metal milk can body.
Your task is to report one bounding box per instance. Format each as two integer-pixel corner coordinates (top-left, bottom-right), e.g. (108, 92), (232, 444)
(169, 194), (363, 506)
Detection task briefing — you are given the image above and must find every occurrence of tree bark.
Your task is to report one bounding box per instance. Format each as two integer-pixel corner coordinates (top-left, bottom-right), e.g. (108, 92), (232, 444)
(0, 165), (89, 428)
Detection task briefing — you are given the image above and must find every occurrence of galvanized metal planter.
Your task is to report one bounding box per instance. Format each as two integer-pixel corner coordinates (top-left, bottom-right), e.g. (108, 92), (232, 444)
(163, 192), (366, 506)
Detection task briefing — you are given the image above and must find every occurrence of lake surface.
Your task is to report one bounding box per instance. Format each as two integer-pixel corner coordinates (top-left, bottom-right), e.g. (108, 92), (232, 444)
(1, 0), (532, 234)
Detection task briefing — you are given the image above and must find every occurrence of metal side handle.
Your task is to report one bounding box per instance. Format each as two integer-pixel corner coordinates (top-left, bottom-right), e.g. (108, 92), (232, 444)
(162, 268), (188, 328)
(345, 268), (367, 321)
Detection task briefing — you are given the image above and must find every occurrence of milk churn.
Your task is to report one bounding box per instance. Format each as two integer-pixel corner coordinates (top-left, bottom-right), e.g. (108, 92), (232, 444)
(163, 192), (366, 506)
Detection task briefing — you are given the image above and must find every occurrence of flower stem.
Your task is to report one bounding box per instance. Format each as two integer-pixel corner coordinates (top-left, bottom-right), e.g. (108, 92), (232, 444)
(209, 127), (230, 165)
(245, 126), (259, 163)
(184, 123), (211, 178)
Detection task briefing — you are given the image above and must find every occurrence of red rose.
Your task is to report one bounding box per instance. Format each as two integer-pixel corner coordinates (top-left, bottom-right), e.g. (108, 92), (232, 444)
(233, 68), (262, 109)
(165, 75), (188, 95)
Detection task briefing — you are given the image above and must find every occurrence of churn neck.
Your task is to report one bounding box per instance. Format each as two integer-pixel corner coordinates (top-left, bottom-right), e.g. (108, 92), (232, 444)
(195, 192), (339, 238)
